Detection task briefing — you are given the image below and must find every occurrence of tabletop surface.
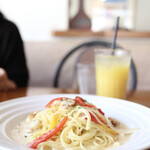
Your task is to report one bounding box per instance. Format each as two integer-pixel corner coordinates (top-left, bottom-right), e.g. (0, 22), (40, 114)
(0, 87), (150, 108)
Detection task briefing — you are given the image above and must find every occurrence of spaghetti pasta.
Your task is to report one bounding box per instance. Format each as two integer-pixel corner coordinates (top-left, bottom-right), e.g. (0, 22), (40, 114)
(24, 96), (130, 150)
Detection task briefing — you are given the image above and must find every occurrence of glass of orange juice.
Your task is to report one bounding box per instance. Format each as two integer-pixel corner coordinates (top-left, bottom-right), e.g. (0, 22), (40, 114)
(95, 49), (131, 99)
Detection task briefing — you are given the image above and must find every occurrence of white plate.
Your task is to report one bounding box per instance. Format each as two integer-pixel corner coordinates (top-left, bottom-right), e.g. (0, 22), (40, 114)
(0, 94), (150, 150)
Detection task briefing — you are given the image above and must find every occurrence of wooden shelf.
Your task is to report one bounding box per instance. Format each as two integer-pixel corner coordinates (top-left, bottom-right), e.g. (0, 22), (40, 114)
(52, 29), (150, 37)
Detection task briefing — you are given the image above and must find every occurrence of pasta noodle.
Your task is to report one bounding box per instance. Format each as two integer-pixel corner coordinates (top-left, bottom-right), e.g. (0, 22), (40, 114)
(24, 96), (131, 150)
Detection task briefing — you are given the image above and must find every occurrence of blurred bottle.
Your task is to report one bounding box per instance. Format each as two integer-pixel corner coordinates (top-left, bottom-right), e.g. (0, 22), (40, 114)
(69, 0), (91, 30)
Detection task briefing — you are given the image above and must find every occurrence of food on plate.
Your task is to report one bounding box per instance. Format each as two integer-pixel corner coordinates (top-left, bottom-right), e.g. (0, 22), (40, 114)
(11, 96), (134, 150)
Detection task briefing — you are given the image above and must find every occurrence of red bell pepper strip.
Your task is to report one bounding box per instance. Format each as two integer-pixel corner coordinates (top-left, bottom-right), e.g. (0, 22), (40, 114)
(45, 97), (67, 108)
(75, 96), (95, 108)
(75, 97), (104, 116)
(98, 108), (105, 116)
(89, 112), (105, 124)
(27, 116), (68, 149)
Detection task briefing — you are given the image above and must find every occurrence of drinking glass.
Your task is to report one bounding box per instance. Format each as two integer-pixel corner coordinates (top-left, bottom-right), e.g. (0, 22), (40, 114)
(95, 49), (131, 99)
(76, 62), (96, 94)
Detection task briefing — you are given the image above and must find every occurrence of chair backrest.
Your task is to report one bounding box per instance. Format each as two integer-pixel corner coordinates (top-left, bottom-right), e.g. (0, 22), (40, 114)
(53, 40), (137, 91)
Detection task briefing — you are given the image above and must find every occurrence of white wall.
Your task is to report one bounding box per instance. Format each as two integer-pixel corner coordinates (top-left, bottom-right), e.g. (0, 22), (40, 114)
(1, 0), (150, 41)
(0, 0), (68, 41)
(134, 0), (150, 31)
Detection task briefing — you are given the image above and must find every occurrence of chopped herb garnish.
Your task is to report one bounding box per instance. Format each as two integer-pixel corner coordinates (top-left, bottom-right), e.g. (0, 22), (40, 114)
(77, 106), (82, 109)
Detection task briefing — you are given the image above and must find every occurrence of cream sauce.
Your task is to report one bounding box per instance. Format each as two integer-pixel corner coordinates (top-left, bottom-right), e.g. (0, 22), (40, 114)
(11, 121), (28, 145)
(114, 122), (131, 146)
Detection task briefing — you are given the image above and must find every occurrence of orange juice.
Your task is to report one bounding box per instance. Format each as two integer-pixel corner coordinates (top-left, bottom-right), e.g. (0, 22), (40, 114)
(95, 50), (131, 99)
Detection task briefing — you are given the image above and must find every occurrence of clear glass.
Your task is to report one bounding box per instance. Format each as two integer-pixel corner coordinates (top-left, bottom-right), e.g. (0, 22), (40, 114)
(95, 49), (131, 99)
(76, 62), (96, 94)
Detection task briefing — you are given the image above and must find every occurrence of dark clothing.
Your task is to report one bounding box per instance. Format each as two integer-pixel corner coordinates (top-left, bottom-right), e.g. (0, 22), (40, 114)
(0, 18), (29, 87)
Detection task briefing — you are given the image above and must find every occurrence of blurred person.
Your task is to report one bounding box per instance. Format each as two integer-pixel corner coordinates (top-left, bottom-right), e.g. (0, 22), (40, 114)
(0, 11), (29, 90)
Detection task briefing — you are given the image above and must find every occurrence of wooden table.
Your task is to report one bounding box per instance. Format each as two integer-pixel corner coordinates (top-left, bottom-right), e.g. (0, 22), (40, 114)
(0, 87), (78, 102)
(0, 87), (150, 108)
